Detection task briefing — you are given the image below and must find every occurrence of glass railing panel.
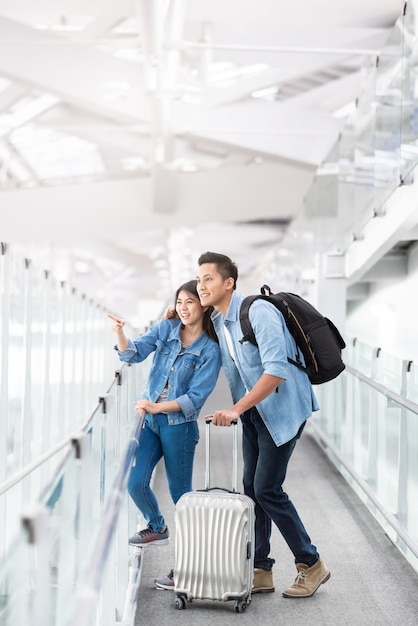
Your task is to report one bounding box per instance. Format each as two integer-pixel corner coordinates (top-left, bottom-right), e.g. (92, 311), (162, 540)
(407, 361), (418, 402)
(300, 4), (412, 264)
(44, 451), (84, 626)
(346, 338), (375, 375)
(398, 2), (418, 181)
(311, 337), (418, 575)
(1, 443), (71, 554)
(373, 392), (400, 512)
(1, 241), (155, 624)
(0, 360), (149, 626)
(65, 375), (146, 626)
(338, 177), (376, 243)
(7, 252), (27, 477)
(303, 166), (338, 221)
(374, 14), (405, 188)
(99, 383), (122, 505)
(372, 351), (403, 394)
(0, 449), (82, 626)
(1, 243), (137, 487)
(0, 532), (31, 626)
(349, 377), (372, 478)
(337, 67), (379, 238)
(405, 407), (418, 543)
(39, 273), (58, 453)
(311, 375), (345, 444)
(29, 267), (46, 461)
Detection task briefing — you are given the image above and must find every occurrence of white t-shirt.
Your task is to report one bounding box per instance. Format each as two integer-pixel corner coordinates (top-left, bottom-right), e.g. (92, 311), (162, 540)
(223, 324), (235, 361)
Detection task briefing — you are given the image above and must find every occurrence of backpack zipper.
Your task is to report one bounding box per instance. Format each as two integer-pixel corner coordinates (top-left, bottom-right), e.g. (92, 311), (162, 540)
(283, 300), (319, 373)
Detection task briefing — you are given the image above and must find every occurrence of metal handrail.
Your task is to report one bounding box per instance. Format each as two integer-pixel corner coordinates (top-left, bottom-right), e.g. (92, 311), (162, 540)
(0, 435), (73, 496)
(345, 364), (418, 415)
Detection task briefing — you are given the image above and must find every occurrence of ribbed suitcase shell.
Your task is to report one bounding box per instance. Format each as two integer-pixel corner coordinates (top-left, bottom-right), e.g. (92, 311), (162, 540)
(173, 420), (254, 612)
(175, 490), (254, 602)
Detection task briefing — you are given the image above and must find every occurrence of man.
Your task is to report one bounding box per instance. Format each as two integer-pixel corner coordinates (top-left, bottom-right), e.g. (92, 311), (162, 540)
(196, 251), (330, 598)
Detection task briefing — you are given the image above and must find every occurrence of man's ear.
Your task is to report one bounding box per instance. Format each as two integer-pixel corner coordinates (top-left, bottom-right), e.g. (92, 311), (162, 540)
(226, 277), (235, 291)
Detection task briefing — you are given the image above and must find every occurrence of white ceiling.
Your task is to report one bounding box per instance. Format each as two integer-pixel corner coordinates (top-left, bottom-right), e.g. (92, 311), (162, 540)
(0, 0), (405, 324)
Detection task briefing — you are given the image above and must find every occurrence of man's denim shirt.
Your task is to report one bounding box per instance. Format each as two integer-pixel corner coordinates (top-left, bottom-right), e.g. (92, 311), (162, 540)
(115, 319), (221, 425)
(211, 291), (319, 446)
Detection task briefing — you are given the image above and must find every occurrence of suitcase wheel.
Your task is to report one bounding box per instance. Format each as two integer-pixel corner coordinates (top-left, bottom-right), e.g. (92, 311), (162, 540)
(234, 597), (250, 613)
(174, 595), (186, 610)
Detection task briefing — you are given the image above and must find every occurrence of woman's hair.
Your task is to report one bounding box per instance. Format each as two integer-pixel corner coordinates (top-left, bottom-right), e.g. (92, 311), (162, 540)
(197, 251), (238, 290)
(174, 279), (218, 343)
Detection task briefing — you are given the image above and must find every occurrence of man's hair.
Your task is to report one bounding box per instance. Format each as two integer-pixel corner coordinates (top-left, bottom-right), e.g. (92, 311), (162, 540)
(197, 251), (238, 290)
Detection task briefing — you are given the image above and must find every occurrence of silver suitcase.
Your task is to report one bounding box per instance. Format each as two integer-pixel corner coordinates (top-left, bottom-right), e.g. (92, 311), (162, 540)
(173, 418), (255, 613)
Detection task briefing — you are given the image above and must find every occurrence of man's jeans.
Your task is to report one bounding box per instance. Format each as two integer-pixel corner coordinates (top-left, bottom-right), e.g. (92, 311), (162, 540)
(128, 413), (199, 532)
(242, 407), (319, 570)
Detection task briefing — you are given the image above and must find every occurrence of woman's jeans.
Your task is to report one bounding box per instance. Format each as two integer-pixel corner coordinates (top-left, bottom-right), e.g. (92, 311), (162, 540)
(241, 407), (319, 570)
(128, 413), (199, 532)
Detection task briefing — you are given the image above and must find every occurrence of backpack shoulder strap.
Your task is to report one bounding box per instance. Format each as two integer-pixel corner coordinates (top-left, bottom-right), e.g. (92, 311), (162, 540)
(239, 287), (278, 346)
(239, 289), (308, 374)
(239, 295), (260, 345)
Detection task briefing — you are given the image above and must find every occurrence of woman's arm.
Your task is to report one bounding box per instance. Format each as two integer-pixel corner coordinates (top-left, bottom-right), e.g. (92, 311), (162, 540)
(134, 399), (181, 414)
(107, 313), (129, 352)
(175, 346), (222, 418)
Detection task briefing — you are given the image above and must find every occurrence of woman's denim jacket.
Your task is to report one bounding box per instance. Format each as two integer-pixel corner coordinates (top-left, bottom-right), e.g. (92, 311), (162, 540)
(115, 319), (221, 425)
(211, 291), (319, 446)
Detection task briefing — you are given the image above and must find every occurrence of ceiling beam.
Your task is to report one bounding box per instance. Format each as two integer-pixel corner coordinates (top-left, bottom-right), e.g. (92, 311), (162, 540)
(0, 17), (150, 124)
(0, 161), (313, 240)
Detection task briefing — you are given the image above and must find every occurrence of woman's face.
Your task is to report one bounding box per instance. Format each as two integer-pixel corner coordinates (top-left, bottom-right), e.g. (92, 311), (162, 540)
(175, 290), (205, 326)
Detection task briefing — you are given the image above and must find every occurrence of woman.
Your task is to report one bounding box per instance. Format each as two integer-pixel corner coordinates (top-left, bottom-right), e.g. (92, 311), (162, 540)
(108, 280), (221, 553)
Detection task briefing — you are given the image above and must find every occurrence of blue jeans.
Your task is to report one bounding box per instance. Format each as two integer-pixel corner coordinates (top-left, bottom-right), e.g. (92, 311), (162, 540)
(128, 413), (199, 532)
(241, 407), (319, 570)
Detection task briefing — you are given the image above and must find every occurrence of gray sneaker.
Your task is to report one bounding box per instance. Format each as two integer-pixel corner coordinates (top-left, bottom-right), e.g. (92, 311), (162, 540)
(154, 569), (174, 590)
(129, 525), (169, 546)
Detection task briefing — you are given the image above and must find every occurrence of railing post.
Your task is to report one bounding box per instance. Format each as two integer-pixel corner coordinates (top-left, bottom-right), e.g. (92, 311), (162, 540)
(367, 347), (380, 488)
(345, 339), (355, 460)
(73, 431), (93, 563)
(115, 370), (122, 458)
(21, 503), (51, 625)
(21, 258), (33, 504)
(0, 243), (10, 564)
(40, 270), (53, 485)
(397, 360), (410, 526)
(54, 434), (85, 626)
(98, 394), (108, 507)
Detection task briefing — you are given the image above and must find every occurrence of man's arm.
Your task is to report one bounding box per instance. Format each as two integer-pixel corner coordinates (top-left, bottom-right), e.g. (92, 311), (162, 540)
(211, 373), (283, 426)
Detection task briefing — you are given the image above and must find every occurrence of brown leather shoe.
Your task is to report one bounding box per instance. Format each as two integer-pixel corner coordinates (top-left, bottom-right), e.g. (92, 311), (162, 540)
(252, 568), (275, 594)
(282, 558), (330, 598)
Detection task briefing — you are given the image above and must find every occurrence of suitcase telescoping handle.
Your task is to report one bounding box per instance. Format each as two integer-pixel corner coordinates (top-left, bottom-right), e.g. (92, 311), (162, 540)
(204, 416), (238, 493)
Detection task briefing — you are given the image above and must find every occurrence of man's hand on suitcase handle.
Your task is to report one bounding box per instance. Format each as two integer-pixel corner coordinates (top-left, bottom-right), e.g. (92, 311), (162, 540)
(205, 409), (240, 427)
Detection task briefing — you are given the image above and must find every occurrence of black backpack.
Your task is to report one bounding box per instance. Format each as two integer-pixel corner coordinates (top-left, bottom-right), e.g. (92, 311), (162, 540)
(239, 285), (346, 385)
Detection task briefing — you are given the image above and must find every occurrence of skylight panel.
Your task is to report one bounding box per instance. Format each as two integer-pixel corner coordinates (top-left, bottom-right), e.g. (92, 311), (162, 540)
(9, 126), (105, 181)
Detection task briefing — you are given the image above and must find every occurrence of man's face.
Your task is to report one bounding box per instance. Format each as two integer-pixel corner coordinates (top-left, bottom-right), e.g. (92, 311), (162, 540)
(196, 262), (233, 313)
